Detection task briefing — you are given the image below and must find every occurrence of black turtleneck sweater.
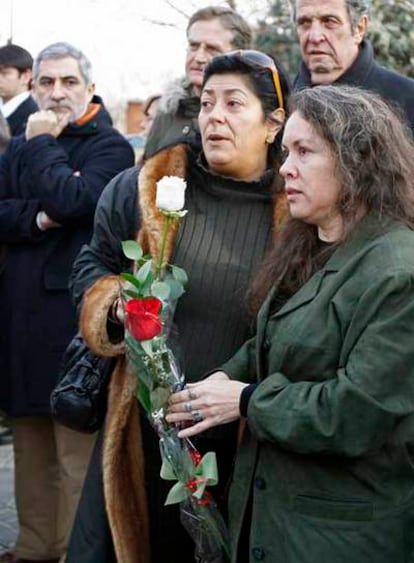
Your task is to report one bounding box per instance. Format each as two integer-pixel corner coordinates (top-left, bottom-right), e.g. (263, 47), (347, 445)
(172, 152), (276, 383)
(68, 149), (278, 563)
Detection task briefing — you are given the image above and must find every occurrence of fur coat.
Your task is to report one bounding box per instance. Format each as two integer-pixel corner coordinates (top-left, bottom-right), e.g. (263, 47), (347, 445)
(78, 144), (288, 562)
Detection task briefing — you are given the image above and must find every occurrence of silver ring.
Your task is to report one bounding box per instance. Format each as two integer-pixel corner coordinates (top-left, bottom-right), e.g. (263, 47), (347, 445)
(192, 411), (203, 423)
(188, 388), (197, 400)
(184, 401), (192, 413)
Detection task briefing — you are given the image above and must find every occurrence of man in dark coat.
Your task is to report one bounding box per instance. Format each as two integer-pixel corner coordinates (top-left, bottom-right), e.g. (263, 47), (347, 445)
(293, 0), (414, 133)
(0, 111), (11, 447)
(143, 5), (252, 159)
(0, 44), (37, 448)
(0, 44), (38, 136)
(0, 42), (134, 563)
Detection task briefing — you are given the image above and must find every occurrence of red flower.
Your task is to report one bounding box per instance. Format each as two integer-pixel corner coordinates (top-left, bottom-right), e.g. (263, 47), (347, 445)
(125, 297), (163, 341)
(189, 449), (202, 467)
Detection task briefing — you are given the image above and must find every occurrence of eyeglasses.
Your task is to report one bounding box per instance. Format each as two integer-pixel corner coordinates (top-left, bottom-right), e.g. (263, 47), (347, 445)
(227, 49), (284, 110)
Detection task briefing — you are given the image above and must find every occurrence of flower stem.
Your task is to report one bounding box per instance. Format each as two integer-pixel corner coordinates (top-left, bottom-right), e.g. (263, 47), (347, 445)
(155, 214), (173, 280)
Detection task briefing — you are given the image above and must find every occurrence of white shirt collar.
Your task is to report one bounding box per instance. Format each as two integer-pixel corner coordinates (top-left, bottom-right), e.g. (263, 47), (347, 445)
(1, 91), (32, 119)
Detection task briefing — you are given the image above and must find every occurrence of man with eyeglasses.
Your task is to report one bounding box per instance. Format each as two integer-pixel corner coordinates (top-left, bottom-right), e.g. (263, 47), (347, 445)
(292, 0), (414, 132)
(143, 5), (252, 160)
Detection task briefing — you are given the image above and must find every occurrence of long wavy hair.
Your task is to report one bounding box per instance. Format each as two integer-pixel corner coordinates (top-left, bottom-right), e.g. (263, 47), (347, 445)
(249, 85), (414, 314)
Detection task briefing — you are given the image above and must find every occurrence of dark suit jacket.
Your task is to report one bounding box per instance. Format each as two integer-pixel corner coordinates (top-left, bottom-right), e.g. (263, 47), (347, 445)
(6, 95), (38, 136)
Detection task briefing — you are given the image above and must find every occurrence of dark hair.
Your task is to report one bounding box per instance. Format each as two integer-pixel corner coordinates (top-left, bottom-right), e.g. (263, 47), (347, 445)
(33, 42), (92, 84)
(291, 0), (371, 31)
(202, 50), (291, 165)
(249, 84), (414, 313)
(187, 6), (252, 49)
(0, 44), (33, 72)
(143, 94), (161, 116)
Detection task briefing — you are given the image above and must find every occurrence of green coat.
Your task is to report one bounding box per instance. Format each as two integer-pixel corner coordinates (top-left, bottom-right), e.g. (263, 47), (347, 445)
(222, 214), (414, 563)
(143, 86), (200, 159)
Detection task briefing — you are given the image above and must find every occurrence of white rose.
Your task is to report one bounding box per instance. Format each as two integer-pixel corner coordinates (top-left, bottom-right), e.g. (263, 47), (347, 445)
(155, 176), (187, 212)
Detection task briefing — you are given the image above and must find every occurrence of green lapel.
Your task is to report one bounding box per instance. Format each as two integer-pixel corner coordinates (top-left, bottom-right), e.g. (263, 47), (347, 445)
(257, 212), (402, 333)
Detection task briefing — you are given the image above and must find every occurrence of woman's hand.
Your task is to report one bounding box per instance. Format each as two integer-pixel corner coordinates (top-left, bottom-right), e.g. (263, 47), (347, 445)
(166, 371), (248, 438)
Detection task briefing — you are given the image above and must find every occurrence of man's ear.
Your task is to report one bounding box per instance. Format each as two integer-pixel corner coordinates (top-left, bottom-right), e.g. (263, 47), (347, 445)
(21, 69), (32, 89)
(266, 107), (285, 144)
(354, 15), (368, 44)
(86, 82), (96, 103)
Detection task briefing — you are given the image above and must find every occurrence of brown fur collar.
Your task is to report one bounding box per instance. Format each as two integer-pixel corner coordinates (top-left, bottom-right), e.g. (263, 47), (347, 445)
(79, 145), (188, 358)
(80, 275), (125, 356)
(104, 359), (150, 563)
(136, 143), (187, 263)
(78, 145), (189, 563)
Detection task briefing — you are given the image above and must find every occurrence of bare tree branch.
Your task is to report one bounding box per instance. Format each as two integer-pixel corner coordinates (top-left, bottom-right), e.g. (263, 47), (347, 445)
(141, 17), (178, 28)
(162, 0), (191, 20)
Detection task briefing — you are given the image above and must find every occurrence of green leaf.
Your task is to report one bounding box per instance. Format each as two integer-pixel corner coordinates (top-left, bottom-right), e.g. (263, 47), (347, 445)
(164, 481), (187, 505)
(125, 336), (154, 390)
(167, 279), (185, 301)
(120, 272), (142, 291)
(140, 270), (155, 295)
(150, 386), (171, 412)
(136, 380), (152, 413)
(136, 259), (153, 284)
(151, 281), (171, 300)
(123, 288), (142, 299)
(140, 339), (153, 357)
(152, 278), (185, 302)
(171, 265), (188, 286)
(160, 457), (181, 483)
(161, 450), (219, 505)
(121, 240), (143, 261)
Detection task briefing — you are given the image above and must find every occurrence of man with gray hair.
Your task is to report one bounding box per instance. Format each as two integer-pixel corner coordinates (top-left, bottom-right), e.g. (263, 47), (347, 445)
(144, 4), (252, 159)
(0, 42), (134, 563)
(293, 0), (414, 132)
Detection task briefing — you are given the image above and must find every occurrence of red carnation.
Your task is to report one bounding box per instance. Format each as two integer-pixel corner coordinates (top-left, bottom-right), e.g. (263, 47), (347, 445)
(125, 297), (163, 341)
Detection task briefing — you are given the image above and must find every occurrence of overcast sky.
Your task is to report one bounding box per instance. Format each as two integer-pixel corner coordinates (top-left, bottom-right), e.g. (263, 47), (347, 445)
(0, 0), (268, 109)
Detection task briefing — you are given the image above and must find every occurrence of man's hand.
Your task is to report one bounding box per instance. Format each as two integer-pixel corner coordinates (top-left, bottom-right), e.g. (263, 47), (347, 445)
(26, 110), (70, 140)
(36, 211), (62, 230)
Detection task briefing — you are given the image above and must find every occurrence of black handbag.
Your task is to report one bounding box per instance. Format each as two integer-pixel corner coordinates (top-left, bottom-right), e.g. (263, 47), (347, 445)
(50, 333), (116, 433)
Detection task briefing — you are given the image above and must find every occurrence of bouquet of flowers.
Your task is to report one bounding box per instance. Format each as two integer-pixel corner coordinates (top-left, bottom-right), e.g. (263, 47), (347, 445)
(121, 176), (230, 562)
